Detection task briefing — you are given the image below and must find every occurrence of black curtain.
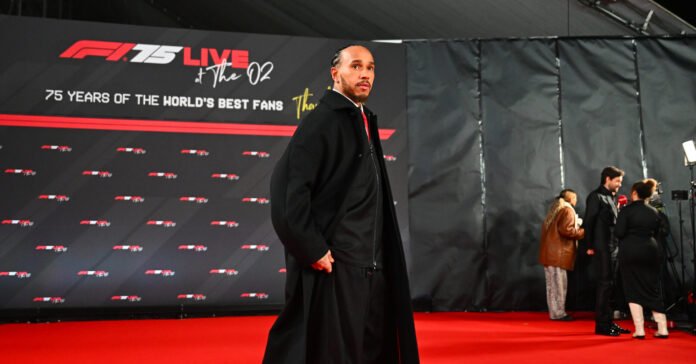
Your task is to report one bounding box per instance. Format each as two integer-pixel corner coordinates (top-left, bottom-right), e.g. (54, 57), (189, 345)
(406, 36), (696, 311)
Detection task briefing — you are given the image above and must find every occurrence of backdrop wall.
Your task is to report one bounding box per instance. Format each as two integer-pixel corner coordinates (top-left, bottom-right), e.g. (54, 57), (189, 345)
(0, 15), (409, 319)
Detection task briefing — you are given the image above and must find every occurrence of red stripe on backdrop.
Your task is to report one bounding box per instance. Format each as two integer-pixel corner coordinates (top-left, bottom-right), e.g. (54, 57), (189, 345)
(0, 114), (396, 139)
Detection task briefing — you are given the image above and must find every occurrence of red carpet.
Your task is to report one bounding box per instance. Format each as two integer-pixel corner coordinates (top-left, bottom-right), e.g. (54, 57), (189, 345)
(1, 312), (693, 363)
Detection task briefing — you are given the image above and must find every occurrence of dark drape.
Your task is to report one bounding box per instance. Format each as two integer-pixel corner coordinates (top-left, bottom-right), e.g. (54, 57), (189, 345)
(407, 41), (486, 310)
(406, 36), (696, 311)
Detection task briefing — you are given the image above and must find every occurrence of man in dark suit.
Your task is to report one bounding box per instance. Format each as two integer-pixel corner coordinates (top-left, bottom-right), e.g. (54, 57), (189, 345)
(263, 45), (419, 364)
(584, 166), (630, 336)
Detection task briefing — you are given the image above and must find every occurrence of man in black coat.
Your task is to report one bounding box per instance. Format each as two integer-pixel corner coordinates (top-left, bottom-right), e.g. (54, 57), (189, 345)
(262, 45), (419, 363)
(583, 166), (630, 336)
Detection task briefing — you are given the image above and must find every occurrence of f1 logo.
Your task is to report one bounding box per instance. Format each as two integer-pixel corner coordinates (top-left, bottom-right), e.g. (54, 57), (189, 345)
(60, 40), (183, 64)
(60, 40), (135, 62)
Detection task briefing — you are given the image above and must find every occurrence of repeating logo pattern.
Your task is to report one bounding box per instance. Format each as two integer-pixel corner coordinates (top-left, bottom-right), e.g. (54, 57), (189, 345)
(0, 123), (406, 311)
(116, 147), (147, 154)
(1, 271), (32, 278)
(180, 149), (209, 156)
(82, 170), (112, 178)
(242, 150), (270, 158)
(242, 197), (270, 204)
(147, 220), (176, 227)
(148, 171), (178, 179)
(241, 244), (270, 251)
(145, 269), (176, 276)
(38, 194), (71, 202)
(36, 245), (68, 253)
(41, 145), (72, 152)
(179, 196), (208, 203)
(210, 268), (239, 276)
(240, 292), (269, 299)
(177, 293), (206, 301)
(5, 169), (36, 176)
(211, 173), (240, 180)
(111, 295), (142, 302)
(178, 244), (208, 252)
(2, 219), (34, 226)
(210, 220), (239, 228)
(1, 142), (280, 308)
(113, 244), (144, 252)
(78, 270), (110, 277)
(115, 195), (145, 203)
(80, 219), (111, 227)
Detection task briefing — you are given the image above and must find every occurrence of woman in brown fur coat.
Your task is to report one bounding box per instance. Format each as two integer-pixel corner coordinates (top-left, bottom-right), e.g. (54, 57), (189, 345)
(539, 189), (585, 321)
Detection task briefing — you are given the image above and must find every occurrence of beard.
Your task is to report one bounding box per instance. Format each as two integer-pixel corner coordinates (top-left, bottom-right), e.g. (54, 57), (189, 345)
(339, 75), (370, 104)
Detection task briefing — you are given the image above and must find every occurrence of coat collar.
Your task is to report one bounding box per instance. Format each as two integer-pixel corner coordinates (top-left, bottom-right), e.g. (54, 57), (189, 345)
(544, 198), (574, 228)
(320, 90), (375, 118)
(597, 185), (614, 198)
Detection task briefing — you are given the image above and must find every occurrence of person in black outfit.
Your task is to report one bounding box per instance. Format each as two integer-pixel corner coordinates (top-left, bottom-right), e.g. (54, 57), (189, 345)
(616, 179), (670, 339)
(262, 45), (419, 363)
(583, 166), (631, 336)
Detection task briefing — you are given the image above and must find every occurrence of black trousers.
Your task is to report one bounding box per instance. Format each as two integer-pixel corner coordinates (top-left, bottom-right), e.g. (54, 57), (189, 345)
(307, 262), (389, 364)
(595, 241), (619, 327)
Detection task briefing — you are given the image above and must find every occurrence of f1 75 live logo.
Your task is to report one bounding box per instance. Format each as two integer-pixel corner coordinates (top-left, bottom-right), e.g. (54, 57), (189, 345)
(60, 40), (273, 88)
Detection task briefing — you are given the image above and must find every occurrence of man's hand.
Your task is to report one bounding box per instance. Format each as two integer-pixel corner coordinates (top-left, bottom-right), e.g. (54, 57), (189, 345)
(586, 249), (595, 256)
(311, 250), (335, 273)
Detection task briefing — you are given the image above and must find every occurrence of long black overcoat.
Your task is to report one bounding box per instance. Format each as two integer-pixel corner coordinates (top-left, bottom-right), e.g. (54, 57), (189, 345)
(263, 90), (419, 363)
